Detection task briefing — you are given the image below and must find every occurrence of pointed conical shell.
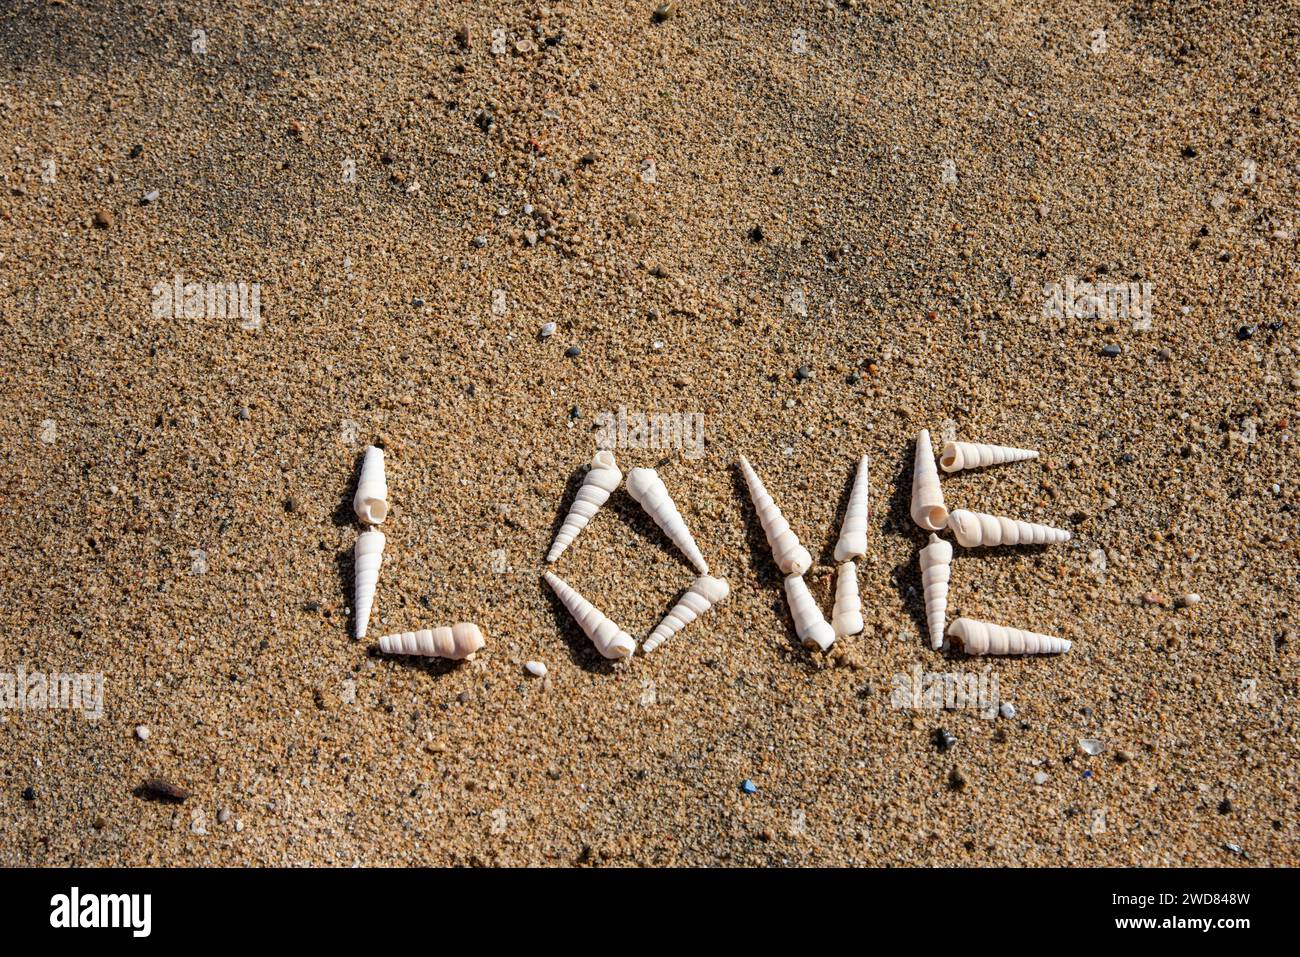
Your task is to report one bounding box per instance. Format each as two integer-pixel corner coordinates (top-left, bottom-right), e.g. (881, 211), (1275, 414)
(947, 617), (1071, 655)
(738, 456), (812, 575)
(625, 467), (709, 574)
(353, 445), (388, 525)
(939, 441), (1039, 473)
(784, 574), (836, 651)
(547, 451), (622, 562)
(831, 562), (864, 637)
(919, 533), (953, 650)
(644, 575), (730, 653)
(910, 430), (948, 531)
(353, 530), (384, 639)
(947, 509), (1071, 547)
(543, 571), (635, 659)
(378, 623), (485, 660)
(833, 455), (870, 562)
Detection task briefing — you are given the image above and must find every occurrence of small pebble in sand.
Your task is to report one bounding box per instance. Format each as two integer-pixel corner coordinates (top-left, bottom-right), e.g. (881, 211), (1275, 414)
(1100, 344), (1122, 357)
(1176, 593), (1202, 608)
(565, 345), (580, 358)
(748, 224), (765, 242)
(1236, 324), (1257, 341)
(134, 725), (150, 741)
(652, 3), (676, 23)
(1078, 738), (1104, 756)
(795, 365), (812, 382)
(22, 786), (36, 801)
(141, 190), (159, 204)
(525, 661), (547, 677)
(934, 728), (957, 751)
(1033, 771), (1049, 785)
(472, 235), (487, 248)
(999, 702), (1016, 719)
(539, 322), (556, 338)
(948, 767), (968, 790)
(92, 210), (113, 229)
(217, 808), (232, 824)
(740, 779), (757, 794)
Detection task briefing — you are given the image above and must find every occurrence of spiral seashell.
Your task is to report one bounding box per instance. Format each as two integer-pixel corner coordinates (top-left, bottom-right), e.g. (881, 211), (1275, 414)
(784, 574), (836, 651)
(919, 533), (952, 650)
(543, 571), (636, 659)
(910, 429), (948, 532)
(353, 445), (388, 525)
(939, 441), (1039, 473)
(833, 454), (870, 562)
(644, 575), (730, 654)
(738, 456), (812, 575)
(947, 509), (1071, 548)
(547, 451), (622, 562)
(947, 617), (1071, 655)
(831, 562), (864, 637)
(625, 467), (710, 574)
(378, 623), (485, 660)
(353, 530), (385, 639)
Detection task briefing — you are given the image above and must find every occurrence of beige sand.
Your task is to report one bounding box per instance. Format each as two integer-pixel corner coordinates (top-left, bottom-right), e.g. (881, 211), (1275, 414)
(0, 1), (1295, 866)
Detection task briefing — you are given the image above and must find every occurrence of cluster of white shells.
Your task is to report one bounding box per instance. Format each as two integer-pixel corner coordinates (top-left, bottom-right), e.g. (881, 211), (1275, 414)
(350, 445), (487, 661)
(910, 431), (1073, 655)
(544, 452), (727, 659)
(739, 453), (869, 653)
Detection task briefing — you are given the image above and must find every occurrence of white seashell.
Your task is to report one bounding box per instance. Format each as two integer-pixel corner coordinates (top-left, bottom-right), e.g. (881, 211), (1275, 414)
(833, 454), (869, 562)
(353, 445), (389, 525)
(625, 467), (709, 574)
(546, 450), (622, 562)
(738, 456), (812, 575)
(353, 530), (385, 639)
(543, 571), (636, 659)
(524, 660), (548, 677)
(377, 623), (485, 660)
(939, 441), (1039, 473)
(644, 575), (730, 653)
(947, 617), (1071, 655)
(831, 562), (863, 637)
(910, 429), (948, 531)
(947, 509), (1071, 547)
(919, 533), (953, 650)
(784, 574), (836, 651)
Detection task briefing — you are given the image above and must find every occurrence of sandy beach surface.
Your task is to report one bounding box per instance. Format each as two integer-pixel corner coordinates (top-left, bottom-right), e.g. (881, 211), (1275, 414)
(1, 1), (1295, 866)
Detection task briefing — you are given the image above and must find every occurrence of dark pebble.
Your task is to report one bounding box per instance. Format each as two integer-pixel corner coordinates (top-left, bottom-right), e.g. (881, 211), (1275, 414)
(795, 365), (811, 382)
(1181, 146), (1198, 158)
(846, 371), (861, 385)
(137, 779), (189, 802)
(1236, 324), (1257, 340)
(579, 152), (597, 166)
(565, 346), (580, 358)
(22, 786), (35, 801)
(1218, 798), (1234, 815)
(284, 497), (298, 513)
(128, 144), (143, 159)
(748, 224), (765, 243)
(1100, 344), (1122, 357)
(934, 728), (958, 751)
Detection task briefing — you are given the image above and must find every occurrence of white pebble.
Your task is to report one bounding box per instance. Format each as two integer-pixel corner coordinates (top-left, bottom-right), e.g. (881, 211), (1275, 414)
(217, 808), (232, 824)
(1078, 738), (1104, 756)
(134, 725), (150, 741)
(539, 322), (556, 339)
(524, 660), (547, 677)
(142, 189), (160, 204)
(1178, 593), (1202, 607)
(998, 702), (1016, 719)
(1033, 771), (1049, 785)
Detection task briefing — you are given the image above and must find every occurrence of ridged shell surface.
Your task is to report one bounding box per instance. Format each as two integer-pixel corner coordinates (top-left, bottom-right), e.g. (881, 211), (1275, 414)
(644, 575), (730, 653)
(353, 445), (389, 525)
(547, 450), (622, 562)
(910, 430), (948, 531)
(625, 467), (709, 574)
(378, 623), (485, 660)
(919, 533), (952, 649)
(353, 530), (385, 639)
(947, 509), (1071, 547)
(831, 562), (864, 637)
(738, 456), (812, 575)
(947, 617), (1071, 655)
(544, 571), (636, 659)
(833, 455), (870, 562)
(939, 441), (1039, 473)
(784, 574), (836, 651)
